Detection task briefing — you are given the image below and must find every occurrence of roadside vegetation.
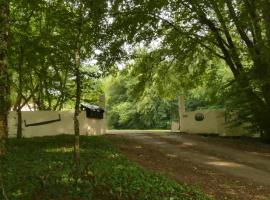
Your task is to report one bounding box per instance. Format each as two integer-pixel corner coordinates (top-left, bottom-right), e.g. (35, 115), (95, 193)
(1, 0), (270, 199)
(104, 61), (227, 130)
(1, 135), (211, 200)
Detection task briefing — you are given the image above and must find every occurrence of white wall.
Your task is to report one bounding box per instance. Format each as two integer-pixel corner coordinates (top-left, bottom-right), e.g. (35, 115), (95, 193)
(180, 110), (225, 135)
(176, 96), (248, 136)
(8, 111), (106, 138)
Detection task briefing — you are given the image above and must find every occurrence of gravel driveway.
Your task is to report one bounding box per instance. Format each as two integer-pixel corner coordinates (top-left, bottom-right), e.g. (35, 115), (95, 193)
(105, 131), (270, 200)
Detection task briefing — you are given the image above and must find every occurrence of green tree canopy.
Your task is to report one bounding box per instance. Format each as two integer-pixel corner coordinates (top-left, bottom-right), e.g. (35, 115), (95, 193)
(104, 68), (177, 130)
(101, 0), (270, 141)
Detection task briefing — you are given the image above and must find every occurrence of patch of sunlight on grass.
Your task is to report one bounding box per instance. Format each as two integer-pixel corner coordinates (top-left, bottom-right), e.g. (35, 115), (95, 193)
(108, 153), (120, 159)
(12, 189), (24, 198)
(44, 147), (73, 153)
(61, 173), (73, 184)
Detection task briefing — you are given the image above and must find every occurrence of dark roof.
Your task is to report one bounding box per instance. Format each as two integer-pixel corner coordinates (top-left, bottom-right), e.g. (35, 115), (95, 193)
(80, 103), (104, 112)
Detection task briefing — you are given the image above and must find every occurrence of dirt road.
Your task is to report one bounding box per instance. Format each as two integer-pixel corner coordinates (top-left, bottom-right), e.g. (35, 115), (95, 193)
(105, 131), (270, 200)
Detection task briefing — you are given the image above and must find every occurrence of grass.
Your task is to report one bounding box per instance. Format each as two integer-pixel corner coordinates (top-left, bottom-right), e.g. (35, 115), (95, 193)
(0, 135), (212, 200)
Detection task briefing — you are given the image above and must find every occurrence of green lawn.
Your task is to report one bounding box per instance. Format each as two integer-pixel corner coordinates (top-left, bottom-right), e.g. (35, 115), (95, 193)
(0, 135), (212, 200)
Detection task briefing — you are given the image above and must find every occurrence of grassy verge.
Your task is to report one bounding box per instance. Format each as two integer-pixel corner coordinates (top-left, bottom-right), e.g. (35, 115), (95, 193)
(0, 135), (212, 200)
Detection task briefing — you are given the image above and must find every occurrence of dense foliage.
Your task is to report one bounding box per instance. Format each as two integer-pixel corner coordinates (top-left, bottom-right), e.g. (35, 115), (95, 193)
(1, 0), (270, 153)
(104, 68), (180, 130)
(1, 0), (269, 198)
(9, 0), (105, 111)
(100, 0), (270, 141)
(0, 135), (211, 200)
(104, 50), (228, 130)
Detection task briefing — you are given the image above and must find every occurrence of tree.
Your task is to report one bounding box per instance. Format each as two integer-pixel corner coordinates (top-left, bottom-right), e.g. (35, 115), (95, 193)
(49, 0), (108, 167)
(0, 0), (10, 155)
(9, 0), (33, 138)
(8, 0), (105, 143)
(103, 0), (270, 142)
(105, 67), (176, 130)
(0, 0), (107, 165)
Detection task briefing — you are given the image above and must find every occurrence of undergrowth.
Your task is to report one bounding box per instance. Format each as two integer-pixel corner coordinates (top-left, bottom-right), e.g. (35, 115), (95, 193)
(0, 135), (212, 200)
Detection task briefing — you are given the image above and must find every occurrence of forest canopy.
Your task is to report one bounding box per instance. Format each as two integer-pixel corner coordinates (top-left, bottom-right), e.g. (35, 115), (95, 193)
(1, 0), (270, 156)
(101, 0), (270, 141)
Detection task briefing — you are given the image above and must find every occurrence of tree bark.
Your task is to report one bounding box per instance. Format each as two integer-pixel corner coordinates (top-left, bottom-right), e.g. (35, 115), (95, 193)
(0, 0), (9, 156)
(73, 0), (83, 169)
(74, 48), (81, 168)
(193, 1), (270, 141)
(16, 46), (24, 138)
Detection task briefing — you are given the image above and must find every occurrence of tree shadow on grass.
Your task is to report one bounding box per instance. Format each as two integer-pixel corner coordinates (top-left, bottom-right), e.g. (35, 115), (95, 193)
(1, 135), (212, 200)
(1, 135), (114, 199)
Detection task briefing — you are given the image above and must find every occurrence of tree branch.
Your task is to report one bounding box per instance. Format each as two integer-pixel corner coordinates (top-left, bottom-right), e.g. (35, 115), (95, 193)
(225, 0), (255, 51)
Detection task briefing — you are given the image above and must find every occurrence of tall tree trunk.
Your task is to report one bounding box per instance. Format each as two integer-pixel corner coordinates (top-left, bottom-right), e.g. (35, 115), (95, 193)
(17, 109), (22, 138)
(0, 0), (9, 156)
(73, 0), (83, 169)
(17, 46), (24, 138)
(194, 1), (270, 141)
(74, 48), (81, 168)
